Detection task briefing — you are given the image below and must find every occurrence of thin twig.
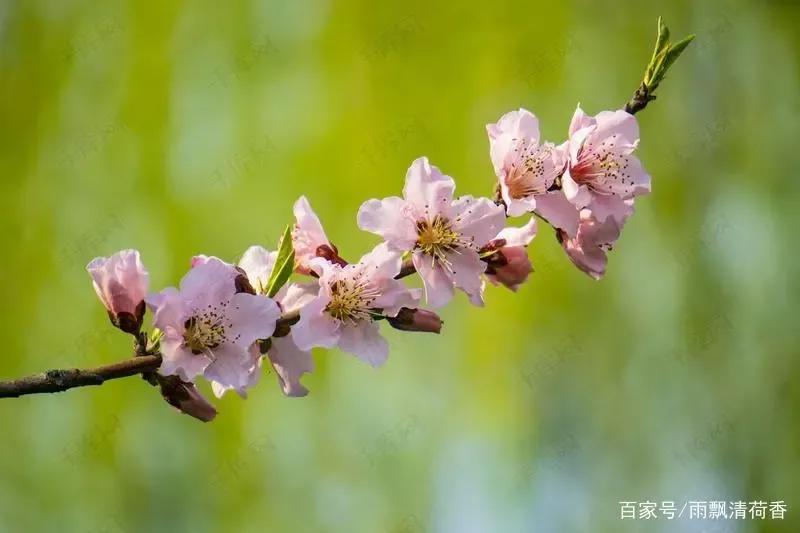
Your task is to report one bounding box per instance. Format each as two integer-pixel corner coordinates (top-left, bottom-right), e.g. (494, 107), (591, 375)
(624, 82), (655, 115)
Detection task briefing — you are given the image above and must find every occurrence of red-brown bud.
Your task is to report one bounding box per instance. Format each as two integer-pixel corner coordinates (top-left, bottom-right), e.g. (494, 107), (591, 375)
(157, 375), (217, 422)
(386, 307), (442, 334)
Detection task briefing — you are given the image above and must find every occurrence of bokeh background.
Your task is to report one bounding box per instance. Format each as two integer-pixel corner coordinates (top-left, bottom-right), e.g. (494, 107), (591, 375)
(1, 0), (798, 532)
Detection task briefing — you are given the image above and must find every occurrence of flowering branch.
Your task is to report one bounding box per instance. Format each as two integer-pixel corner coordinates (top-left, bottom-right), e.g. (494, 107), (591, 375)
(0, 18), (693, 422)
(0, 308), (307, 400)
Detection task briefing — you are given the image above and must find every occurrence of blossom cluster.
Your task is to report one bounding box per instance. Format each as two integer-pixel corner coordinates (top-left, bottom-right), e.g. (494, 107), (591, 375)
(85, 104), (651, 420)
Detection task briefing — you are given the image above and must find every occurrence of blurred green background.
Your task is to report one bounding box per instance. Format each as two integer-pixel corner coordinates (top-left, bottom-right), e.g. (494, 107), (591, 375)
(1, 0), (798, 532)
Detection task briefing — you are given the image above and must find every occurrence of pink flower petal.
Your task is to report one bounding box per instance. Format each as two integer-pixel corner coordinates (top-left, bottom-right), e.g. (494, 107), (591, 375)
(593, 109), (640, 147)
(451, 196), (507, 248)
(86, 249), (149, 316)
(337, 322), (389, 367)
(568, 104), (593, 136)
(276, 282), (319, 313)
(560, 210), (626, 280)
(587, 194), (635, 224)
(268, 335), (313, 397)
(497, 217), (538, 247)
(225, 292), (281, 347)
(487, 108), (541, 176)
(355, 242), (403, 281)
(357, 197), (418, 250)
(445, 249), (487, 306)
(534, 191), (581, 237)
(238, 245), (278, 291)
(178, 257), (238, 310)
(292, 195), (331, 271)
(159, 337), (210, 382)
(145, 287), (185, 332)
(292, 292), (339, 351)
(204, 343), (256, 397)
(412, 252), (455, 308)
(402, 157), (455, 219)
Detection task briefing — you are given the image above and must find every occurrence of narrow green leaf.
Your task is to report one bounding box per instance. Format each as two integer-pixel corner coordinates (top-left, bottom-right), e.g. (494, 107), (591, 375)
(655, 17), (670, 54)
(265, 225), (295, 298)
(652, 35), (695, 87)
(646, 47), (670, 87)
(663, 35), (695, 70)
(645, 17), (671, 86)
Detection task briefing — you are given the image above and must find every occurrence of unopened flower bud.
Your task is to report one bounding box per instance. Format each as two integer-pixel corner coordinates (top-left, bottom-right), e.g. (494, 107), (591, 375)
(86, 250), (149, 335)
(387, 307), (442, 334)
(157, 375), (217, 422)
(485, 246), (533, 292)
(234, 268), (256, 295)
(315, 244), (348, 267)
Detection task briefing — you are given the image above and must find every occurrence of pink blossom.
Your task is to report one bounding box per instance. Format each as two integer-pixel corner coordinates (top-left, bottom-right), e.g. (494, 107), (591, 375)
(145, 257), (281, 395)
(483, 217), (537, 291)
(357, 157), (506, 307)
(562, 105), (650, 222)
(238, 245), (318, 396)
(558, 208), (630, 280)
(86, 249), (150, 334)
(292, 196), (345, 274)
(487, 109), (579, 235)
(291, 243), (421, 366)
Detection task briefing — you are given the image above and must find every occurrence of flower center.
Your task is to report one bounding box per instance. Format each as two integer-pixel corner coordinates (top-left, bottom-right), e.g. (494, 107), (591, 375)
(325, 279), (378, 324)
(506, 140), (554, 199)
(571, 137), (634, 195)
(183, 304), (229, 354)
(415, 215), (461, 262)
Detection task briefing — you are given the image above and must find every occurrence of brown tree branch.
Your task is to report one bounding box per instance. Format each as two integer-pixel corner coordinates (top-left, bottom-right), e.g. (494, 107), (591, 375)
(0, 355), (162, 398)
(0, 311), (307, 399)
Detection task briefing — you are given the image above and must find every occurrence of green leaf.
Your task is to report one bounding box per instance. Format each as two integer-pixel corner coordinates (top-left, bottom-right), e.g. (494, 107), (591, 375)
(645, 17), (671, 86)
(651, 34), (695, 88)
(265, 225), (295, 298)
(655, 17), (670, 54)
(663, 35), (695, 70)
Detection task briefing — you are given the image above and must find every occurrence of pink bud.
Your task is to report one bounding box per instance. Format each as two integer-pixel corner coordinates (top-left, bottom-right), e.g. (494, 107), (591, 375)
(485, 246), (533, 292)
(86, 249), (149, 334)
(157, 375), (217, 422)
(387, 307), (442, 334)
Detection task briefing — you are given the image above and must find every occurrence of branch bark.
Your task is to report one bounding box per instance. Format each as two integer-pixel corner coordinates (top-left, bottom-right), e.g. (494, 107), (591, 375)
(0, 355), (162, 398)
(624, 82), (654, 115)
